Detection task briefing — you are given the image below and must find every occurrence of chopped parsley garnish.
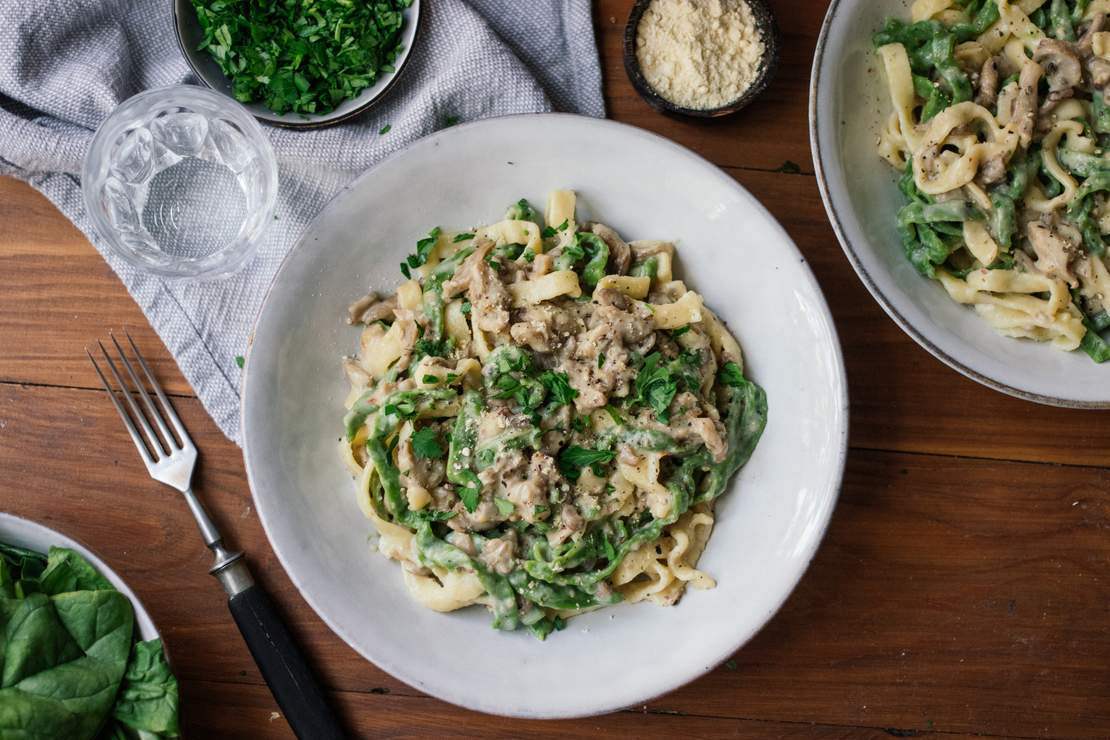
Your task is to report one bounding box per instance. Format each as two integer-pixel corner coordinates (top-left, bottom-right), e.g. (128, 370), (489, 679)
(538, 370), (578, 406)
(443, 114), (461, 127)
(400, 262), (411, 279)
(603, 405), (623, 425)
(633, 353), (677, 422)
(379, 124), (392, 135)
(453, 232), (475, 243)
(719, 361), (745, 388)
(493, 497), (515, 517)
(554, 241), (585, 270)
(191, 0), (413, 116)
(506, 198), (538, 222)
(402, 227), (442, 274)
(234, 355), (245, 368)
(558, 446), (615, 481)
(597, 352), (606, 369)
(411, 427), (445, 459)
(421, 374), (439, 384)
(671, 325), (691, 337)
(489, 373), (544, 409)
(460, 301), (472, 315)
(630, 351), (702, 422)
(458, 483), (481, 514)
(384, 397), (417, 418)
(413, 338), (448, 359)
(571, 415), (590, 433)
(541, 219), (570, 238)
(476, 447), (496, 468)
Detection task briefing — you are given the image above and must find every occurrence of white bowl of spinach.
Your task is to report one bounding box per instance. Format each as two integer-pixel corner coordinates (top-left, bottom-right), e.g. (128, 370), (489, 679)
(0, 513), (179, 739)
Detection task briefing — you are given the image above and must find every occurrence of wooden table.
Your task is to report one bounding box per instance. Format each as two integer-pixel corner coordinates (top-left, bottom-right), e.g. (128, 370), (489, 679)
(3, 1), (1109, 737)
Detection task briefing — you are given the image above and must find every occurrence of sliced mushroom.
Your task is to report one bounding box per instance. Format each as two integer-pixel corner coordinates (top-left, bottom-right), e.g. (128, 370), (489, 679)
(1034, 39), (1083, 93)
(342, 357), (372, 389)
(347, 292), (398, 325)
(628, 239), (675, 259)
(1012, 60), (1044, 148)
(1037, 88), (1075, 132)
(1089, 56), (1110, 87)
(1078, 12), (1106, 56)
(975, 56), (1000, 109)
(590, 222), (631, 275)
(1025, 219), (1078, 287)
(977, 153), (1008, 186)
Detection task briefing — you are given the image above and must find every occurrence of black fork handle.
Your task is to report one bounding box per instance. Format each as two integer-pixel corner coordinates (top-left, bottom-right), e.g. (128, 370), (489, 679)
(216, 557), (347, 740)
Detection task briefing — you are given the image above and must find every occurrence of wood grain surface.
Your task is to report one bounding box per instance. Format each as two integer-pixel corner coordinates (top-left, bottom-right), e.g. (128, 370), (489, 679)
(1, 0), (1108, 737)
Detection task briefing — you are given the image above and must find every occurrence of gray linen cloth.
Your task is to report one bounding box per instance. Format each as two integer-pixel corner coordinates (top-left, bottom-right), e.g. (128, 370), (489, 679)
(0, 0), (604, 443)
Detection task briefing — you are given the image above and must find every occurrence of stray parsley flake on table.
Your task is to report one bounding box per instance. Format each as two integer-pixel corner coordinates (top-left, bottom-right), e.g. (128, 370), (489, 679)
(191, 0), (413, 116)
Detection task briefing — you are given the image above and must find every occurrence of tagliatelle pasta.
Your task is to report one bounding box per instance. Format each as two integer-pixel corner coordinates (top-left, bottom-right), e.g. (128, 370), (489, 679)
(874, 1), (1110, 362)
(339, 190), (768, 638)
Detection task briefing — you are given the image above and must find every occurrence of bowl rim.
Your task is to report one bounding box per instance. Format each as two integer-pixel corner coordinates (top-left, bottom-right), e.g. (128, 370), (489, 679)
(622, 0), (780, 119)
(0, 512), (162, 641)
(171, 0), (422, 129)
(809, 0), (1110, 410)
(240, 112), (850, 718)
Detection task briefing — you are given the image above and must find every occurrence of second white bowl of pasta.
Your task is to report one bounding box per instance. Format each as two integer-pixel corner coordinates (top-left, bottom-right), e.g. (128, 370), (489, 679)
(812, 0), (1110, 405)
(242, 114), (847, 717)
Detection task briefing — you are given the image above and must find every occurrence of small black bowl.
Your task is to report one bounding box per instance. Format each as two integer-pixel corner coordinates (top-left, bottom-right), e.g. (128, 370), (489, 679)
(623, 0), (780, 119)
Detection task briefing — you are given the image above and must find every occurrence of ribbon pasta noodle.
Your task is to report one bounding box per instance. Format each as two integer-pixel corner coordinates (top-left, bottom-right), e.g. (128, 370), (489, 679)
(338, 190), (768, 638)
(873, 1), (1110, 362)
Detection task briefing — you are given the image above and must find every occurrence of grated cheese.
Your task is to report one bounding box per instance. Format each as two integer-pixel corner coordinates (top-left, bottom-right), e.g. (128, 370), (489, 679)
(635, 0), (766, 110)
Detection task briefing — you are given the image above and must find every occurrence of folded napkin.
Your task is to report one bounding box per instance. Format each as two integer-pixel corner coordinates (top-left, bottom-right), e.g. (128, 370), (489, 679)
(0, 0), (604, 443)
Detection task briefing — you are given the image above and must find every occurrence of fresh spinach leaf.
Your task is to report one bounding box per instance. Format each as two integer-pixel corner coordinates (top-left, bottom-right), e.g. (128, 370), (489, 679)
(108, 639), (180, 738)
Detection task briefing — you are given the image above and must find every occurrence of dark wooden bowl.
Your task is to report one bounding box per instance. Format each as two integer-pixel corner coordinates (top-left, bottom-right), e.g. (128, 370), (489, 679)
(622, 0), (780, 119)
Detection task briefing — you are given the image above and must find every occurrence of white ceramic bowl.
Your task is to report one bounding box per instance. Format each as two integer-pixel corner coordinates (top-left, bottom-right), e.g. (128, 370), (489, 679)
(242, 114), (848, 718)
(811, 0), (1110, 407)
(0, 513), (159, 640)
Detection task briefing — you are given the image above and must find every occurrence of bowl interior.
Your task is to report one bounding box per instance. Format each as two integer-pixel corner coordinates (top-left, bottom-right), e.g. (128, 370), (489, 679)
(242, 114), (847, 717)
(0, 513), (159, 640)
(812, 0), (1110, 406)
(173, 0), (420, 127)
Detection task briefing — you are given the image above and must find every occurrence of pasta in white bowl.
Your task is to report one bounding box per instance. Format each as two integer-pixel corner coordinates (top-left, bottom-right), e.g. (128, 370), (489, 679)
(339, 190), (767, 638)
(242, 114), (846, 717)
(813, 0), (1110, 406)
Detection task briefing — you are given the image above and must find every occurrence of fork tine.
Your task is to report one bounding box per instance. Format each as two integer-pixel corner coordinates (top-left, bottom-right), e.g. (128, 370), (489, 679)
(87, 349), (154, 465)
(124, 330), (192, 448)
(98, 340), (166, 457)
(110, 332), (179, 450)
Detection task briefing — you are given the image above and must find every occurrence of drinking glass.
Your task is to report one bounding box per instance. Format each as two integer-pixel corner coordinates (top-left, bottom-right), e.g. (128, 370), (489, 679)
(83, 86), (278, 280)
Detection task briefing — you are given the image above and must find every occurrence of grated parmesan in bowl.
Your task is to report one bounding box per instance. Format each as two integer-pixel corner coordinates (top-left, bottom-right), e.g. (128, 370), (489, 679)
(623, 0), (777, 117)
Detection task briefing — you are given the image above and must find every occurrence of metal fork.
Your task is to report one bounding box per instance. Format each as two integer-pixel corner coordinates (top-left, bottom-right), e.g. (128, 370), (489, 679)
(89, 331), (345, 740)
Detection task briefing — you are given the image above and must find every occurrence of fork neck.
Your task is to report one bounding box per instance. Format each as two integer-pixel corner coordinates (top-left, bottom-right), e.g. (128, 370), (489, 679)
(183, 486), (224, 546)
(182, 487), (248, 594)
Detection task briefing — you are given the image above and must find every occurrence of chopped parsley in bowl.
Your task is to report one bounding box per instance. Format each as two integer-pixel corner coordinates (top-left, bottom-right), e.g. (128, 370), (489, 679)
(176, 0), (420, 126)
